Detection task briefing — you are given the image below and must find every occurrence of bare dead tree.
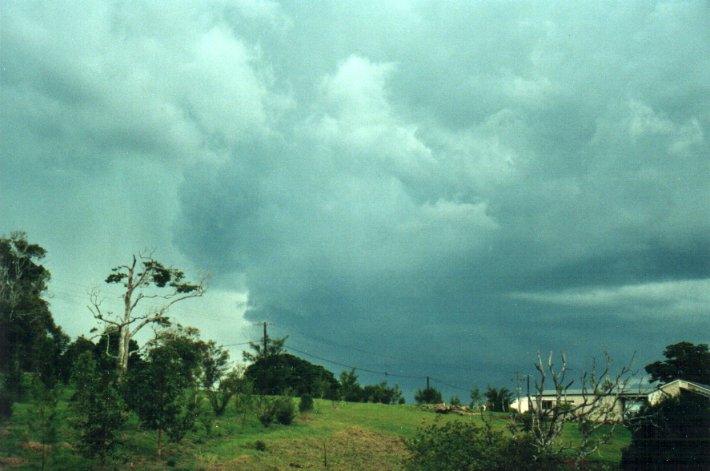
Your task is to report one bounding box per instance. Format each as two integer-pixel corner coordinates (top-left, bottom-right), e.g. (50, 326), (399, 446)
(512, 351), (634, 468)
(88, 253), (206, 375)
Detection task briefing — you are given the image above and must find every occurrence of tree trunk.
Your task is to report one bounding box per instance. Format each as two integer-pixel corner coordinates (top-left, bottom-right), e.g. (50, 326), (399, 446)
(157, 427), (163, 458)
(117, 326), (130, 374)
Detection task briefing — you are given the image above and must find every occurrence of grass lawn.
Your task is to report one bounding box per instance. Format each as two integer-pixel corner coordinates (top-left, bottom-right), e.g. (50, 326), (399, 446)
(0, 396), (630, 470)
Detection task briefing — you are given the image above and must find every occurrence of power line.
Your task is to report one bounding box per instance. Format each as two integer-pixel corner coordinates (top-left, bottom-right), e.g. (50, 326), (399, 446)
(284, 341), (471, 392)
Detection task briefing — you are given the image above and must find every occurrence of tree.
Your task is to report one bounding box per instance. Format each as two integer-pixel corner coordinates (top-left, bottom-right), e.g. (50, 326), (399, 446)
(470, 387), (484, 409)
(622, 390), (710, 470)
(512, 351), (634, 467)
(415, 386), (443, 405)
(245, 353), (339, 397)
(125, 328), (203, 457)
(644, 341), (710, 385)
(89, 254), (205, 374)
(71, 351), (126, 470)
(338, 369), (363, 402)
(621, 343), (710, 469)
(1, 232), (66, 408)
(242, 335), (287, 362)
(485, 386), (513, 412)
(362, 382), (404, 404)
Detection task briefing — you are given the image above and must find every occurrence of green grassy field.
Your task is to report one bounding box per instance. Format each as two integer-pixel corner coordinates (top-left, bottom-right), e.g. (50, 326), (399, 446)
(0, 396), (630, 470)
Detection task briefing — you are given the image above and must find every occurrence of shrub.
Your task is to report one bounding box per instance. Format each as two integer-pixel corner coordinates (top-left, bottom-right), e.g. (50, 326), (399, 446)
(405, 420), (565, 471)
(258, 396), (296, 427)
(414, 386), (442, 405)
(299, 394), (314, 413)
(405, 420), (501, 470)
(273, 396), (296, 425)
(255, 440), (267, 451)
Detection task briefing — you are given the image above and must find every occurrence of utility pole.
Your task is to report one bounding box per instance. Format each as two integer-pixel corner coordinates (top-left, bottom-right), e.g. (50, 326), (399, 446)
(263, 321), (268, 356)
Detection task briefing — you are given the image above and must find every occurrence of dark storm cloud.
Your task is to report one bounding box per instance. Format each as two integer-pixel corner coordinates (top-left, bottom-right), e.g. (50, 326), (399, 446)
(2, 1), (709, 396)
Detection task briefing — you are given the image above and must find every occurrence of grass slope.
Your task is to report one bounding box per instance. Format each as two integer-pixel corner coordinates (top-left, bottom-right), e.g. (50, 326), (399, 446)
(0, 396), (629, 470)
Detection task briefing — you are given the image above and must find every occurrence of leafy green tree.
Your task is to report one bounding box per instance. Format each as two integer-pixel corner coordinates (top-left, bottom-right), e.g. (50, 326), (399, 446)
(89, 254), (205, 374)
(71, 352), (126, 470)
(485, 386), (513, 412)
(242, 335), (287, 362)
(208, 367), (249, 416)
(245, 353), (339, 397)
(362, 381), (404, 404)
(1, 233), (67, 400)
(338, 369), (363, 402)
(415, 386), (443, 405)
(125, 328), (204, 457)
(645, 342), (710, 385)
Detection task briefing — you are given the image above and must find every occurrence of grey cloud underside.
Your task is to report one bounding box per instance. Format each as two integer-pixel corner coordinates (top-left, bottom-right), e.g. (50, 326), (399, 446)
(2, 1), (709, 395)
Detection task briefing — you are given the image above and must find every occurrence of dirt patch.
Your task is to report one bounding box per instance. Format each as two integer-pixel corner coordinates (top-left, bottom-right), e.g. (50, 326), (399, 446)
(263, 426), (406, 470)
(19, 441), (50, 453)
(0, 456), (28, 468)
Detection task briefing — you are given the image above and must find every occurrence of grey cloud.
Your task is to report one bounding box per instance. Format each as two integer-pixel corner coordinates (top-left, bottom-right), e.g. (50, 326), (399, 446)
(2, 1), (709, 398)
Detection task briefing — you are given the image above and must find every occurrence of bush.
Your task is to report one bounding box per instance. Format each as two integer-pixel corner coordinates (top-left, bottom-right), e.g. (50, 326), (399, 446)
(273, 396), (295, 425)
(405, 420), (501, 470)
(414, 386), (442, 405)
(299, 394), (314, 413)
(258, 396), (296, 427)
(255, 440), (267, 451)
(405, 420), (565, 471)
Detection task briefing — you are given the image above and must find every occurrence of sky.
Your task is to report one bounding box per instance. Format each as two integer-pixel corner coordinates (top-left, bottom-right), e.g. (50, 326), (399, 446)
(1, 0), (709, 400)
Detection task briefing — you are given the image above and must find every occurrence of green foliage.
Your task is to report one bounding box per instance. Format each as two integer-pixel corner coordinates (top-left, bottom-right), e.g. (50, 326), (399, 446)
(257, 396), (296, 427)
(208, 367), (249, 416)
(1, 232), (67, 403)
(242, 335), (288, 362)
(246, 353), (339, 398)
(470, 387), (484, 409)
(299, 393), (314, 413)
(70, 351), (126, 467)
(29, 378), (62, 470)
(485, 386), (513, 412)
(362, 381), (405, 404)
(405, 420), (501, 470)
(125, 328), (204, 455)
(622, 394), (710, 470)
(644, 341), (710, 385)
(414, 386), (443, 405)
(338, 369), (363, 402)
(405, 420), (567, 471)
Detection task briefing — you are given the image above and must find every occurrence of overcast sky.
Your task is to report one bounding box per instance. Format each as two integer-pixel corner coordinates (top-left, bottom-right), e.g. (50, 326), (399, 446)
(2, 0), (709, 399)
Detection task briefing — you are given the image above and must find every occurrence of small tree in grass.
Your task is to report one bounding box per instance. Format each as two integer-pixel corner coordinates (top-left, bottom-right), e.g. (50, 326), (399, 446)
(485, 386), (513, 412)
(125, 328), (203, 457)
(71, 352), (126, 470)
(414, 386), (442, 405)
(29, 377), (61, 471)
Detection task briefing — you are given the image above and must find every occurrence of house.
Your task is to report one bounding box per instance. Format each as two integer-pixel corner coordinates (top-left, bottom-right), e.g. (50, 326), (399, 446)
(647, 379), (710, 405)
(508, 379), (709, 422)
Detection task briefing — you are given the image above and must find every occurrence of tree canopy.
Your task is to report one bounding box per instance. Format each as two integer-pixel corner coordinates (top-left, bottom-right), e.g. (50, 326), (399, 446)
(244, 353), (339, 398)
(89, 254), (205, 374)
(644, 341), (710, 385)
(1, 232), (67, 402)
